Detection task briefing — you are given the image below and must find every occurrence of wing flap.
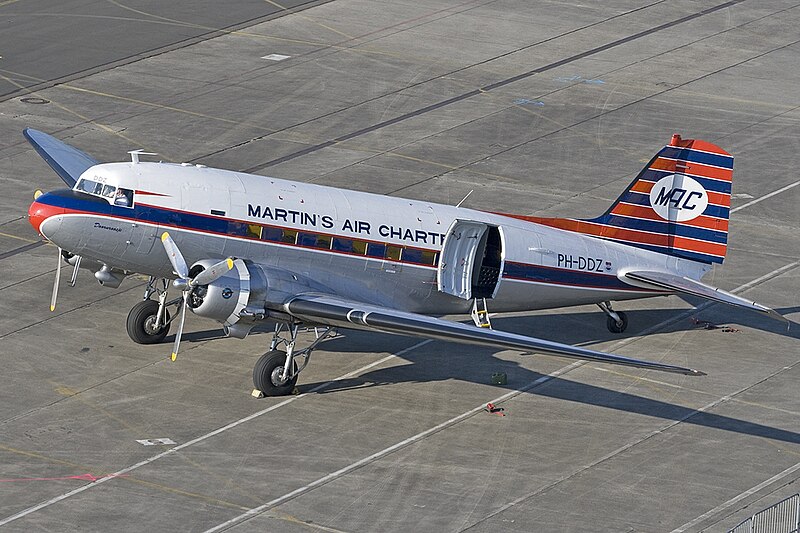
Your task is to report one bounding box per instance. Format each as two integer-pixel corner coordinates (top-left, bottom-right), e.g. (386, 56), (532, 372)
(24, 128), (99, 187)
(284, 294), (703, 376)
(625, 270), (785, 323)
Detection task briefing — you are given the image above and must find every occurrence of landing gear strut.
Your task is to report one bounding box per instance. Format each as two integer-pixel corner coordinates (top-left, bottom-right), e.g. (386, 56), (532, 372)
(598, 301), (628, 333)
(126, 277), (181, 344)
(252, 323), (336, 396)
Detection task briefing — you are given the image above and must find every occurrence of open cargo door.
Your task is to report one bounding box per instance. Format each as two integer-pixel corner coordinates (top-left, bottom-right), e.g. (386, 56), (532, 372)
(437, 220), (503, 300)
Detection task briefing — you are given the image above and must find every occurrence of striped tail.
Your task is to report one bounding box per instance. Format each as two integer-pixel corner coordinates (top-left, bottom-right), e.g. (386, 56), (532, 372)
(499, 135), (732, 264)
(585, 134), (732, 263)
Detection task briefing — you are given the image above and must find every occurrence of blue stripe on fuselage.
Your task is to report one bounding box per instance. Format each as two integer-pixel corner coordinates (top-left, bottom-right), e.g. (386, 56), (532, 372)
(503, 262), (659, 292)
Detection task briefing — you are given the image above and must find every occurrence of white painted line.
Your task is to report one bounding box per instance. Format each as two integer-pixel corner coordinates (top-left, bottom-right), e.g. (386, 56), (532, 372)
(731, 180), (800, 213)
(0, 340), (430, 528)
(203, 361), (585, 533)
(261, 54), (290, 61)
(670, 460), (800, 533)
(135, 438), (176, 446)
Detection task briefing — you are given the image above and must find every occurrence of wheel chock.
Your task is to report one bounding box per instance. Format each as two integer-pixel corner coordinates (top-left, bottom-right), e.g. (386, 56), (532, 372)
(251, 388), (265, 398)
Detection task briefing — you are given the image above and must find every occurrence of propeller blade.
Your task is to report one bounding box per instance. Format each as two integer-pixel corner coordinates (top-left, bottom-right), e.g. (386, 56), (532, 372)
(50, 247), (62, 311)
(190, 258), (234, 286)
(160, 232), (189, 279)
(69, 255), (81, 287)
(171, 291), (189, 362)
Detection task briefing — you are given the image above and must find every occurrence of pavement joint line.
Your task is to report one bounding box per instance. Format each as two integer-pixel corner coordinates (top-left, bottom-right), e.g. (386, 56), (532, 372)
(0, 339), (432, 527)
(203, 252), (795, 532)
(0, 240), (43, 260)
(203, 361), (585, 533)
(670, 460), (800, 533)
(2, 238), (797, 527)
(461, 354), (800, 532)
(732, 180), (800, 213)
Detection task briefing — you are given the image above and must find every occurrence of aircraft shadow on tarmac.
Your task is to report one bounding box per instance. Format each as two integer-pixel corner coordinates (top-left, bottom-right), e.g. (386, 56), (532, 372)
(168, 304), (800, 445)
(291, 308), (800, 446)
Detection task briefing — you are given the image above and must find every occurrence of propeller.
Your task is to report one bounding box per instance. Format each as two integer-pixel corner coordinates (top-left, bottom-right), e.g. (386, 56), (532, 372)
(160, 231), (234, 361)
(50, 247), (62, 312)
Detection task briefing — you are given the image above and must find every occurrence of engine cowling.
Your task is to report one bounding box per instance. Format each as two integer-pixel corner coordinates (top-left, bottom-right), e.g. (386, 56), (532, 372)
(186, 259), (268, 335)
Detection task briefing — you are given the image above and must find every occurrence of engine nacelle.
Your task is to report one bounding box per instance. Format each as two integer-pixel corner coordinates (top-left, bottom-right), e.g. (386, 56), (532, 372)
(187, 259), (268, 333)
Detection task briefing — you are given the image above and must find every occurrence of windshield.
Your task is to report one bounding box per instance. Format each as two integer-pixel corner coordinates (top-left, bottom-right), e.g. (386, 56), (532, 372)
(75, 178), (134, 207)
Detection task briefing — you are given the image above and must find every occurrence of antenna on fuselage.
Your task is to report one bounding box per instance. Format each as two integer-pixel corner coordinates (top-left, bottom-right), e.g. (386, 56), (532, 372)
(128, 149), (158, 164)
(456, 190), (474, 208)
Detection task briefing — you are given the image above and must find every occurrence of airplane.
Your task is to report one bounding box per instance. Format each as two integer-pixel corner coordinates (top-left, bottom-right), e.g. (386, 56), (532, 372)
(25, 129), (785, 396)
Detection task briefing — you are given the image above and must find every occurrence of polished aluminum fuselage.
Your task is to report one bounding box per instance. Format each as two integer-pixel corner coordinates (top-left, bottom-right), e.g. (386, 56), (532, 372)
(41, 162), (709, 315)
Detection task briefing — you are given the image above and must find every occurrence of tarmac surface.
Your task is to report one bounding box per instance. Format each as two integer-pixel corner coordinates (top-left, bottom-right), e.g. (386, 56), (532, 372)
(1, 1), (799, 531)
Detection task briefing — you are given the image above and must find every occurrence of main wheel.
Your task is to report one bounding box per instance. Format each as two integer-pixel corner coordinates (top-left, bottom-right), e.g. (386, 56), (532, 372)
(606, 310), (628, 333)
(253, 350), (298, 396)
(126, 300), (171, 344)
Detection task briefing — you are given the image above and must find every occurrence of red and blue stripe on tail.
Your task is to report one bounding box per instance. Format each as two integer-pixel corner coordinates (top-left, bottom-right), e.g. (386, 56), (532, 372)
(505, 135), (732, 264)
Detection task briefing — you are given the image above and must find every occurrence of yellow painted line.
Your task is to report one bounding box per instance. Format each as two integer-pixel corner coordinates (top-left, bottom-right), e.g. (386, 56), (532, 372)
(0, 231), (38, 243)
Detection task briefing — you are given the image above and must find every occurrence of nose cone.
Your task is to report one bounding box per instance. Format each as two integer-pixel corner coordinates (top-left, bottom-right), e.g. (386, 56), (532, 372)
(28, 196), (66, 237)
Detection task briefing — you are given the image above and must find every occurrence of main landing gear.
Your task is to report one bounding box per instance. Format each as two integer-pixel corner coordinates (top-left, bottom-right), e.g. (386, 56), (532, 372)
(598, 301), (628, 333)
(126, 278), (336, 397)
(126, 277), (180, 344)
(253, 324), (336, 396)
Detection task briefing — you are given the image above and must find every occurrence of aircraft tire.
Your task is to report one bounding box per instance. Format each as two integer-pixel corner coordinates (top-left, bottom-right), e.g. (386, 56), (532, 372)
(253, 350), (298, 396)
(127, 300), (171, 344)
(606, 311), (628, 333)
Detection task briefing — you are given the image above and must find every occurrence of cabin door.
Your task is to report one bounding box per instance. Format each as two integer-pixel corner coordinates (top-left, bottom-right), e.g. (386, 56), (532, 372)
(437, 220), (503, 300)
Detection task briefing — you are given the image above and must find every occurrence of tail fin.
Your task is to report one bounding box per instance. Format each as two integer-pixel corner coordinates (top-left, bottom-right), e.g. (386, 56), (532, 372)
(586, 134), (732, 263)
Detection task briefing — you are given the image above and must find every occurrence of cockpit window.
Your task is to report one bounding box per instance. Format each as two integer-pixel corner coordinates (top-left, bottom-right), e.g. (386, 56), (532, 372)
(101, 184), (116, 198)
(75, 178), (134, 208)
(77, 178), (105, 195)
(114, 188), (133, 207)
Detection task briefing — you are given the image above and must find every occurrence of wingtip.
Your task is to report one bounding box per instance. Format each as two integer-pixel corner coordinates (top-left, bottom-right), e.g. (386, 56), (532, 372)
(688, 368), (706, 376)
(161, 231), (170, 242)
(226, 258), (234, 269)
(170, 352), (177, 362)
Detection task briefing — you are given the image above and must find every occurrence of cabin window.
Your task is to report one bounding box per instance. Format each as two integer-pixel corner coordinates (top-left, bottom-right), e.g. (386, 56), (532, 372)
(246, 224), (262, 239)
(281, 229), (298, 244)
(366, 243), (386, 258)
(297, 232), (317, 247)
(313, 234), (332, 249)
(332, 238), (367, 255)
(298, 232), (332, 249)
(261, 227), (282, 242)
(403, 248), (437, 265)
(385, 245), (402, 261)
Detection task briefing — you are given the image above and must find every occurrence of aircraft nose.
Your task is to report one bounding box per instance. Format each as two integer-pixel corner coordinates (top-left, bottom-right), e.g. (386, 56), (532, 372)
(28, 195), (65, 236)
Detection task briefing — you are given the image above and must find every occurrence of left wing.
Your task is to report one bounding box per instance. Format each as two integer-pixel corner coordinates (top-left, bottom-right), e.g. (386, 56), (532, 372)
(283, 293), (704, 376)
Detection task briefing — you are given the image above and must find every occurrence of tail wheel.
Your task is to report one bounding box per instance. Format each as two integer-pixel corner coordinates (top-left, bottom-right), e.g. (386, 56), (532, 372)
(606, 311), (628, 333)
(253, 350), (298, 396)
(127, 300), (171, 344)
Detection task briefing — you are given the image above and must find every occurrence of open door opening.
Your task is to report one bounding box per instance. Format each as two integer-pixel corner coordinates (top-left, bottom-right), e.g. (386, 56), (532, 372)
(437, 220), (504, 300)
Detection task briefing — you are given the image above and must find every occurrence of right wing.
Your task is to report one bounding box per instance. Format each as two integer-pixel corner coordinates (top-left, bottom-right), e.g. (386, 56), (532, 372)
(24, 128), (99, 188)
(624, 270), (786, 323)
(283, 293), (704, 376)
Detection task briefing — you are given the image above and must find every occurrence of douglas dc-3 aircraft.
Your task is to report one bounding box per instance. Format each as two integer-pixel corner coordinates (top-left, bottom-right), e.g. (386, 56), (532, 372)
(26, 129), (784, 396)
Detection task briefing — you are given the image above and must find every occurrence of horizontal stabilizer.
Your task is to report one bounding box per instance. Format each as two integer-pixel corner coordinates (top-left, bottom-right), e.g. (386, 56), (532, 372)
(23, 128), (99, 188)
(284, 293), (704, 376)
(625, 270), (786, 323)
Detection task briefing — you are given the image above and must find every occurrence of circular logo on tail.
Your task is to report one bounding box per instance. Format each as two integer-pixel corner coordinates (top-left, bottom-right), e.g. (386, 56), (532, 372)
(649, 174), (708, 222)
